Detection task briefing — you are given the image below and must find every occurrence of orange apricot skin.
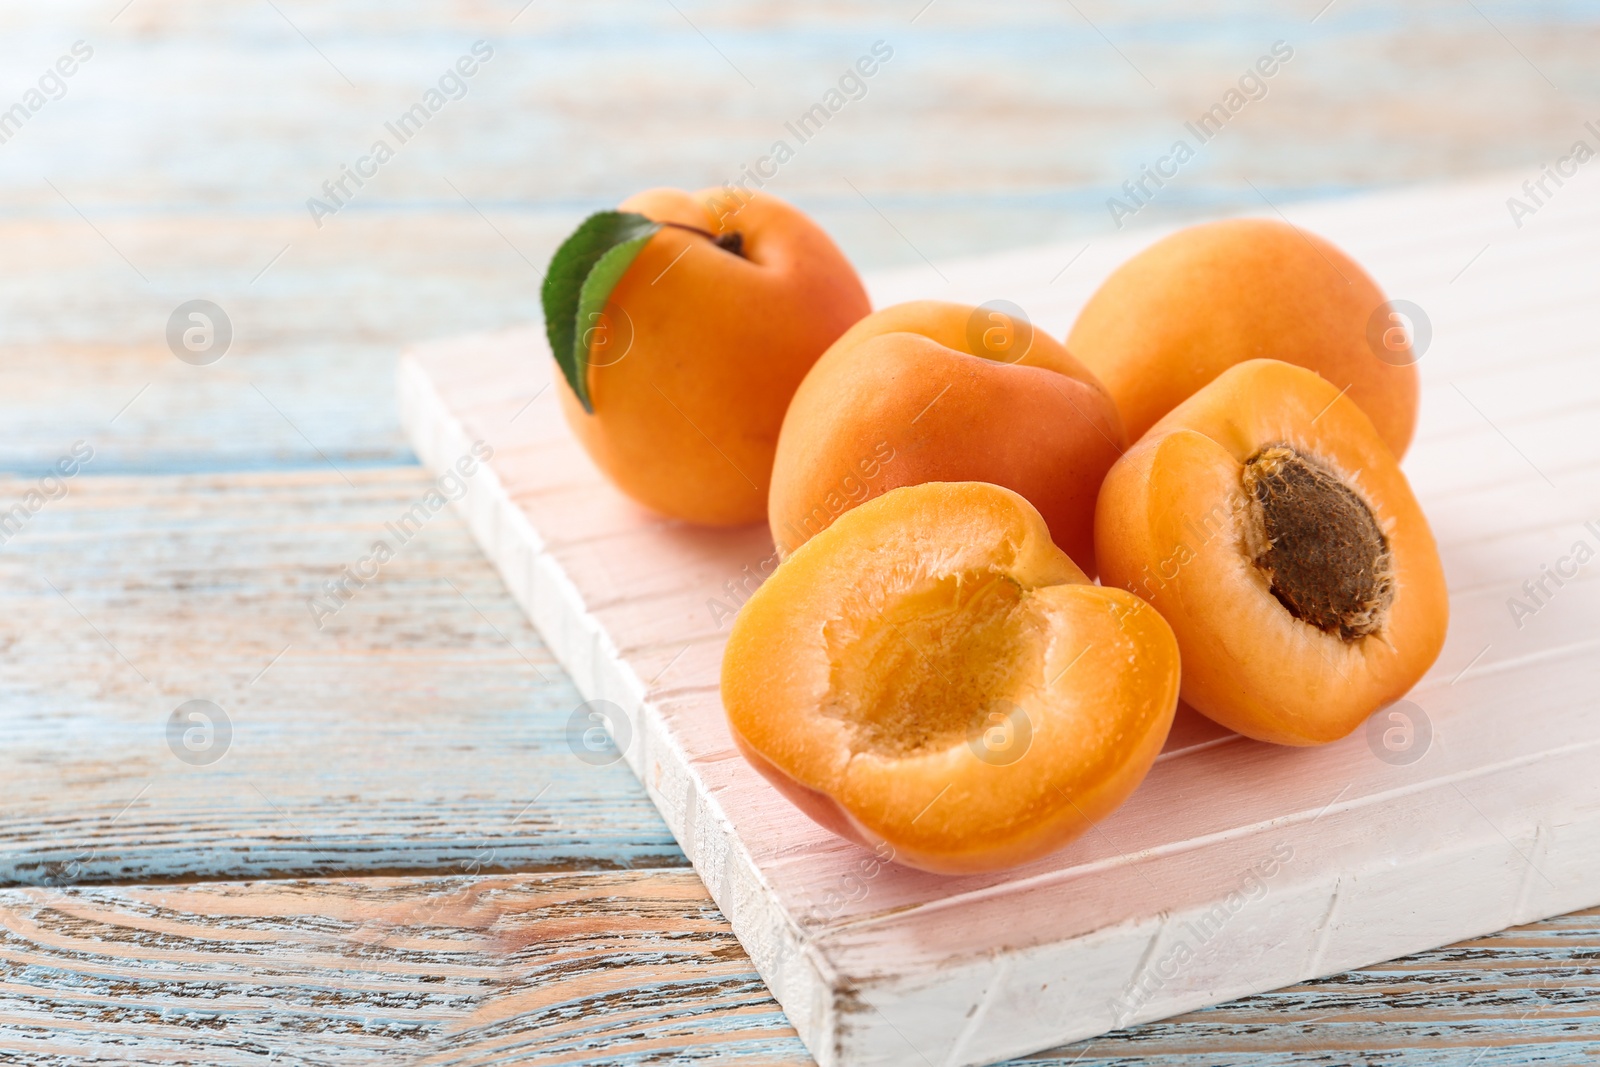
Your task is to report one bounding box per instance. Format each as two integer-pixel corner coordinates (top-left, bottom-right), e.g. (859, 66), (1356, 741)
(1095, 359), (1449, 746)
(723, 481), (1180, 875)
(557, 188), (870, 525)
(1067, 218), (1420, 458)
(768, 301), (1125, 577)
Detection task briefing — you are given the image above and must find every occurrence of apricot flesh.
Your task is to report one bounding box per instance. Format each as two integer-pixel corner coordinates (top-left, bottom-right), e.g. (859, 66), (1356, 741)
(769, 301), (1125, 576)
(722, 481), (1180, 874)
(1066, 218), (1420, 458)
(1095, 359), (1448, 746)
(557, 188), (870, 525)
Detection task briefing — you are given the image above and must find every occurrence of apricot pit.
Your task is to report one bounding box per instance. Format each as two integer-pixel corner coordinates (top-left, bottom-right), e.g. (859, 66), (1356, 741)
(1243, 445), (1394, 641)
(1095, 359), (1448, 746)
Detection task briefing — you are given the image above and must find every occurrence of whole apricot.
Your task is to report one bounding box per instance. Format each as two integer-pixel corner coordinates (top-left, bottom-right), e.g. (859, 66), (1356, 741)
(1067, 218), (1420, 457)
(552, 188), (870, 525)
(768, 301), (1125, 576)
(1095, 359), (1448, 746)
(723, 481), (1180, 874)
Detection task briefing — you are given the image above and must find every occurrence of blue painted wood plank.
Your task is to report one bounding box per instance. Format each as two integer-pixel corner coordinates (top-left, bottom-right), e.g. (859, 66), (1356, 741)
(0, 467), (685, 884)
(4, 873), (1598, 1065)
(3, 2), (1600, 1063)
(3, 3), (1600, 474)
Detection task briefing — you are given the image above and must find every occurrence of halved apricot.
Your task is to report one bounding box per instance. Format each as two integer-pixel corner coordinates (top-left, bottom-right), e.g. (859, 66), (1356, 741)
(1095, 359), (1448, 746)
(722, 481), (1180, 874)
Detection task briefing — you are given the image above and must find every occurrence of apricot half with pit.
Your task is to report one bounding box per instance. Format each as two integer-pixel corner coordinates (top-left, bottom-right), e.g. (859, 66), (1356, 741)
(1095, 359), (1448, 746)
(722, 481), (1180, 874)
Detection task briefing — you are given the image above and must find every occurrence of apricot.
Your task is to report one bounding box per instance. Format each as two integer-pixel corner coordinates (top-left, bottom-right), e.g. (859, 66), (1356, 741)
(768, 301), (1125, 576)
(722, 481), (1180, 874)
(1095, 359), (1448, 746)
(551, 188), (870, 524)
(1067, 218), (1420, 457)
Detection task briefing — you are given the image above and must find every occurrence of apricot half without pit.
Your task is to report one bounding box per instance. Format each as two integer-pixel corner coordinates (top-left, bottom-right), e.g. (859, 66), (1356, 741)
(721, 481), (1180, 875)
(1095, 359), (1448, 746)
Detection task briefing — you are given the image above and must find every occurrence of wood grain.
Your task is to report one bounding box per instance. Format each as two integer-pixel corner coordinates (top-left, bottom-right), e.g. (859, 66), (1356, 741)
(6, 187), (1600, 1062)
(3, 872), (1599, 1067)
(5, 1), (1600, 480)
(7, 377), (1592, 1065)
(400, 166), (1600, 1064)
(0, 466), (685, 885)
(5, 0), (1600, 267)
(5, 0), (1600, 1062)
(0, 871), (802, 1066)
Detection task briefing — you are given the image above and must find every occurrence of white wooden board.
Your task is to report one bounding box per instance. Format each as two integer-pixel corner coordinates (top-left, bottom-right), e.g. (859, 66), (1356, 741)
(396, 170), (1600, 1067)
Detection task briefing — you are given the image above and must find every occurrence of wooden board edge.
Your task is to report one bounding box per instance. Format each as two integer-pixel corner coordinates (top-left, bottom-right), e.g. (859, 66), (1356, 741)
(395, 351), (850, 1060)
(819, 755), (1600, 1064)
(393, 342), (1600, 1067)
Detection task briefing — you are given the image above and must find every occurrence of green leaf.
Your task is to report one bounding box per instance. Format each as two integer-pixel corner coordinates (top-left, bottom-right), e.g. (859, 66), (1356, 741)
(541, 210), (661, 413)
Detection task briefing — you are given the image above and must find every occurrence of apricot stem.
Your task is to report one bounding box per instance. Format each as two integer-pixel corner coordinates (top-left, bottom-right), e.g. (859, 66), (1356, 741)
(657, 220), (745, 257)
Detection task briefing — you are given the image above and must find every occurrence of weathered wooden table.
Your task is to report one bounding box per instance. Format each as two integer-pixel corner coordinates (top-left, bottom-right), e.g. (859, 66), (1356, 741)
(4, 3), (1600, 1063)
